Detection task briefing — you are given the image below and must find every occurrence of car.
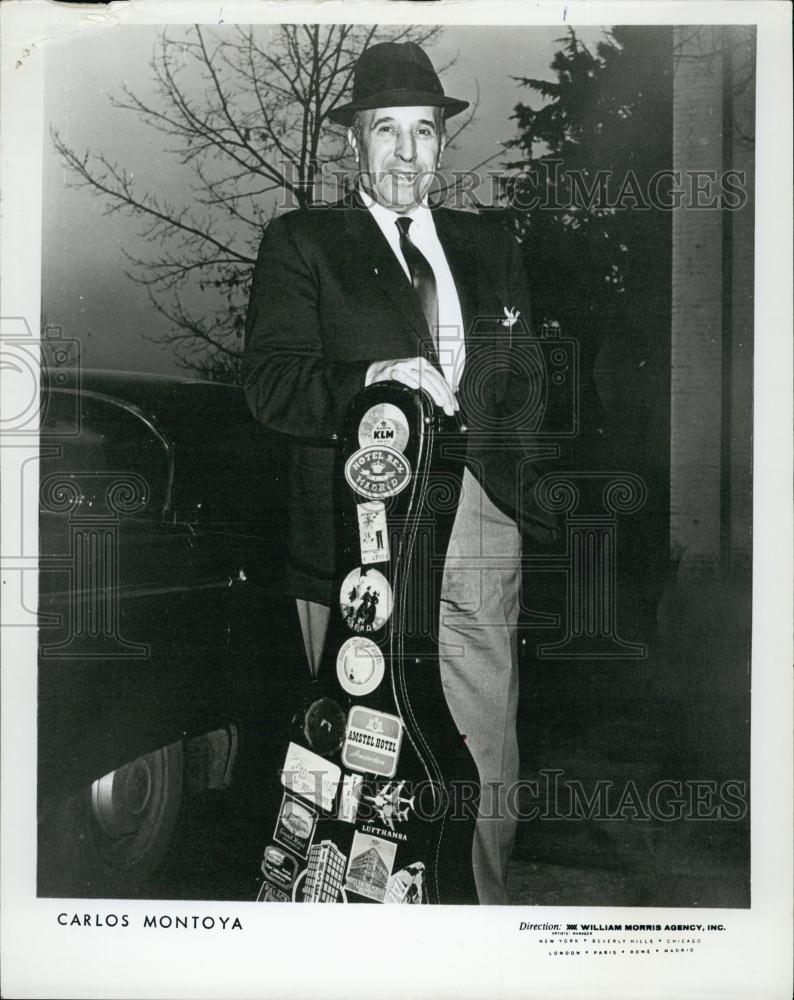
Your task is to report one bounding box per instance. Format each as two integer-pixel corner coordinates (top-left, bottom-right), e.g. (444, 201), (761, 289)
(37, 369), (307, 898)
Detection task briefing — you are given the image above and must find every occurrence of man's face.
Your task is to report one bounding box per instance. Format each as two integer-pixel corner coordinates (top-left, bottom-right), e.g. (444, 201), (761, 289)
(351, 106), (444, 214)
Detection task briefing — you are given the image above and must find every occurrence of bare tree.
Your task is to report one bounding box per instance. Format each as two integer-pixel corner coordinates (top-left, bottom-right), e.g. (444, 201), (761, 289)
(52, 23), (474, 381)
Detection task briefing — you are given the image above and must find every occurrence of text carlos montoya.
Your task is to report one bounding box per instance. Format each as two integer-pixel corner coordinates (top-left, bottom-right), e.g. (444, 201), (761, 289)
(58, 912), (243, 930)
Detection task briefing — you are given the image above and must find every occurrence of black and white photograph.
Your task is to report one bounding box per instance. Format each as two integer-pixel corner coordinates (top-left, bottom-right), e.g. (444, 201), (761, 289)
(0, 1), (791, 998)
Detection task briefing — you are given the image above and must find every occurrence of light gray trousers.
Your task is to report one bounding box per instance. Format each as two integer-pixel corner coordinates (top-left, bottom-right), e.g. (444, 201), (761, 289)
(438, 468), (521, 905)
(295, 468), (522, 905)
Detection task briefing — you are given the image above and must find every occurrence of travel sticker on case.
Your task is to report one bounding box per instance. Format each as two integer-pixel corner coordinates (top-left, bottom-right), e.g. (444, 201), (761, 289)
(344, 831), (398, 902)
(280, 741), (341, 812)
(385, 862), (426, 904)
(273, 792), (317, 859)
(257, 881), (290, 903)
(344, 446), (411, 500)
(336, 636), (385, 697)
(294, 840), (348, 903)
(341, 705), (403, 778)
(338, 772), (364, 823)
(339, 567), (393, 634)
(362, 780), (415, 831)
(357, 501), (390, 565)
(358, 403), (410, 453)
(303, 697), (347, 755)
(261, 844), (298, 888)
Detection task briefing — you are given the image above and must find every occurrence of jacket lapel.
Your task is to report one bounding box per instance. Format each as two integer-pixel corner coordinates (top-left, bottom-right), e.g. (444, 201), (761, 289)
(338, 194), (504, 367)
(341, 193), (430, 342)
(432, 208), (503, 348)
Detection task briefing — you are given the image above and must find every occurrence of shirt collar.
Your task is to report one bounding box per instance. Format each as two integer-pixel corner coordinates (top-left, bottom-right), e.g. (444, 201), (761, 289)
(358, 187), (432, 231)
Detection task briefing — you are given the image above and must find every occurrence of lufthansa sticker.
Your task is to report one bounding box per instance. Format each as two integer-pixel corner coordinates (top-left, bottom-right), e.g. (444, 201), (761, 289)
(358, 404), (410, 453)
(363, 780), (415, 831)
(344, 446), (411, 500)
(336, 636), (385, 696)
(340, 568), (393, 633)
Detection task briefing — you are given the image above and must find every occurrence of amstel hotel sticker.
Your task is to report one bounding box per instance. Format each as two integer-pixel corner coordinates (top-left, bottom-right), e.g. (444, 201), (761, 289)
(341, 705), (403, 778)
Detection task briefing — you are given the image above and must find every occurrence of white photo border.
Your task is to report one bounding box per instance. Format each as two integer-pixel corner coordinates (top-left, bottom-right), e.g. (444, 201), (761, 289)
(1, 2), (791, 998)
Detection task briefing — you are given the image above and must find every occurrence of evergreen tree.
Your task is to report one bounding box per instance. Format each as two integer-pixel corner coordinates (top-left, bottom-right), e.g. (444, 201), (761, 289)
(505, 26), (673, 339)
(505, 26), (674, 605)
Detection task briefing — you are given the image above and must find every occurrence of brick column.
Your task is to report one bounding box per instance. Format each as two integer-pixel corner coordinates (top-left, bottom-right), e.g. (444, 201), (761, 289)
(670, 27), (726, 570)
(727, 32), (755, 568)
(670, 26), (755, 572)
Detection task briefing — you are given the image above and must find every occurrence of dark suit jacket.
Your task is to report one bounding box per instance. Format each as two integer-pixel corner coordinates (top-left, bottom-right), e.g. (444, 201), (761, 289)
(243, 193), (557, 604)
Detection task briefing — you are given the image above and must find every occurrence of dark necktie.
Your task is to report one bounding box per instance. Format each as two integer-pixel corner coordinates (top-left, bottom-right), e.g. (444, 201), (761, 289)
(395, 216), (439, 352)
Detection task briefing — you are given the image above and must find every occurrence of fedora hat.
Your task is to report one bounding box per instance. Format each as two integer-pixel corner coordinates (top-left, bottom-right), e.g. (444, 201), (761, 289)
(328, 41), (469, 126)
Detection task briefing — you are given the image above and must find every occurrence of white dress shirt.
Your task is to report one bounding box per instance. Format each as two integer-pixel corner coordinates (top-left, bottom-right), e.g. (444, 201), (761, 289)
(360, 189), (466, 390)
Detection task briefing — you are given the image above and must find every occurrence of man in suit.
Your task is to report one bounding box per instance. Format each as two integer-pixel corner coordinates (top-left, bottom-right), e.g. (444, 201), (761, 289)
(243, 41), (556, 904)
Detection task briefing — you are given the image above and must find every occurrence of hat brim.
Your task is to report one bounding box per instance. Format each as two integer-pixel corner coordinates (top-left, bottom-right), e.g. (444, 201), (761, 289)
(328, 91), (469, 126)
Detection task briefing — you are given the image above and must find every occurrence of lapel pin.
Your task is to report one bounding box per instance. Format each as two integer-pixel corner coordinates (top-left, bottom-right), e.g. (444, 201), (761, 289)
(502, 306), (521, 329)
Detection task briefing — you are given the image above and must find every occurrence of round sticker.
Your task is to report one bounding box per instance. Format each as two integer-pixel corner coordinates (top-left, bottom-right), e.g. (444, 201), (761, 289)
(344, 445), (411, 500)
(336, 636), (386, 696)
(303, 697), (347, 755)
(358, 403), (410, 453)
(339, 567), (393, 634)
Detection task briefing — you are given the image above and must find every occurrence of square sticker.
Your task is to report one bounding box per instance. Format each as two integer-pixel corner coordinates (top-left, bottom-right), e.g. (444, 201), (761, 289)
(273, 792), (317, 859)
(357, 501), (390, 564)
(342, 706), (403, 778)
(344, 831), (398, 902)
(281, 741), (341, 812)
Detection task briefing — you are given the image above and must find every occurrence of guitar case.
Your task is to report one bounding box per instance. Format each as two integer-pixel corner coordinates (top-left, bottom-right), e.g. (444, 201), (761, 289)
(256, 382), (479, 905)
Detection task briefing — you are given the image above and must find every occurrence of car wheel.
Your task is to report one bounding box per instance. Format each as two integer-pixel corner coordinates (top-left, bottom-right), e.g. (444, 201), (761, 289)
(39, 742), (183, 898)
